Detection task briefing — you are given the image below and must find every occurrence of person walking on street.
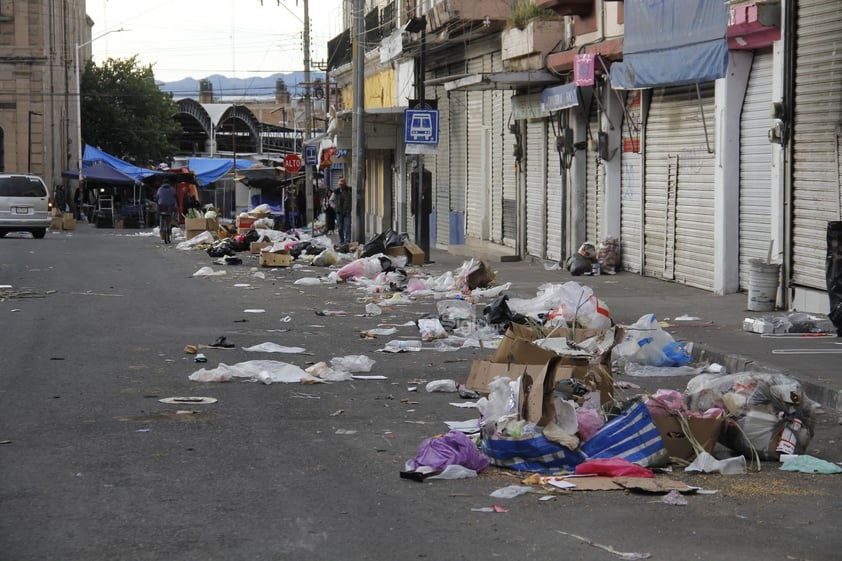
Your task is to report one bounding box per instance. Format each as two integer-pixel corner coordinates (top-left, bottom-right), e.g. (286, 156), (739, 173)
(334, 178), (352, 244)
(156, 181), (178, 244)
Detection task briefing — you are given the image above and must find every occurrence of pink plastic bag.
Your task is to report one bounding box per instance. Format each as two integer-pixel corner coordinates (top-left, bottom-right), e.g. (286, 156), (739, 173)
(575, 458), (653, 478)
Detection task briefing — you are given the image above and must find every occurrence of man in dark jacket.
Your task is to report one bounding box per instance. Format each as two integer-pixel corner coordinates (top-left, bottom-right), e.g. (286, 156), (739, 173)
(334, 178), (352, 244)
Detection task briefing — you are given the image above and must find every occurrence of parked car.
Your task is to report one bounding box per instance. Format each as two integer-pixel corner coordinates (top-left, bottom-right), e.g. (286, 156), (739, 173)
(0, 173), (52, 238)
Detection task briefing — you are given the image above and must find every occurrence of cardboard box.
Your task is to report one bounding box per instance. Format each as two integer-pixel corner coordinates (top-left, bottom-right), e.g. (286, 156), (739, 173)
(404, 242), (425, 265)
(62, 215), (76, 230)
(386, 245), (406, 258)
(250, 242), (272, 254)
(651, 414), (724, 461)
(49, 216), (63, 231)
(259, 251), (292, 267)
(185, 217), (219, 232)
(236, 215), (257, 234)
(493, 323), (616, 366)
(466, 355), (613, 426)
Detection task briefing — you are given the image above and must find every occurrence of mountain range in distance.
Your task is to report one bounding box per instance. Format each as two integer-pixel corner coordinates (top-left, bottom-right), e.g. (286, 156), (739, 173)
(158, 72), (326, 100)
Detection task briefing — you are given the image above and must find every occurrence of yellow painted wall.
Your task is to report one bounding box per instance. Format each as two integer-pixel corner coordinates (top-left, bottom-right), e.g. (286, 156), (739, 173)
(341, 68), (397, 110)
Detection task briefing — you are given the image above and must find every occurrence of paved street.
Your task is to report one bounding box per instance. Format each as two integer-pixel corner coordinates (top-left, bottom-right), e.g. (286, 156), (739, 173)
(1, 224), (841, 561)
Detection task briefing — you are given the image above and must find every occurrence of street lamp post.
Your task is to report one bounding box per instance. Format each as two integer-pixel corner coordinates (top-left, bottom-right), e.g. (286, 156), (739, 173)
(75, 28), (125, 182)
(28, 110), (42, 173)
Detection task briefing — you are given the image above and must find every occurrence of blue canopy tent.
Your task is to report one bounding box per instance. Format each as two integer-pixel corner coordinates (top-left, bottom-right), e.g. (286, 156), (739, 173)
(187, 157), (257, 186)
(62, 161), (137, 185)
(81, 145), (162, 181)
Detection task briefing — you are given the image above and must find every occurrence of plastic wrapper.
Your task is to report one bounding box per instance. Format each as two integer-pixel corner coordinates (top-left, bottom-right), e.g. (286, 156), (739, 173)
(575, 458), (653, 478)
(330, 354), (376, 373)
(418, 317), (448, 341)
(596, 237), (621, 274)
(613, 314), (691, 367)
(684, 372), (816, 460)
(476, 376), (519, 426)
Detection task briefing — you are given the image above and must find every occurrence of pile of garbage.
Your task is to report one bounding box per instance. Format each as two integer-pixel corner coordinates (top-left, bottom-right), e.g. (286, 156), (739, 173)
(164, 224), (836, 485)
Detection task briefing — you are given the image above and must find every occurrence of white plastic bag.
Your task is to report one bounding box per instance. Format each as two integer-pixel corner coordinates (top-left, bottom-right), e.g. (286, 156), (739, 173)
(331, 355), (376, 373)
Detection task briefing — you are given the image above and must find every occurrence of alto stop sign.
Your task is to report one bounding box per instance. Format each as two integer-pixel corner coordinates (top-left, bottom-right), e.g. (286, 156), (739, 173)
(283, 153), (302, 173)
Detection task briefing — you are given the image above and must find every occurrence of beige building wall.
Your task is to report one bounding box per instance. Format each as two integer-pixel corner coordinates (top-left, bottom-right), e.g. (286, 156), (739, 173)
(0, 0), (89, 188)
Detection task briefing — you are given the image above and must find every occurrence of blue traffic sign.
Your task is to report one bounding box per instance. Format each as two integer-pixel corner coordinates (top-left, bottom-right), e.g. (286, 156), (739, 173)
(305, 144), (318, 165)
(404, 109), (439, 145)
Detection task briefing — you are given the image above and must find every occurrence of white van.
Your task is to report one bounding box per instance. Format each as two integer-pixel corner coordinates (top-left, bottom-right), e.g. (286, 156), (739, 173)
(0, 173), (52, 238)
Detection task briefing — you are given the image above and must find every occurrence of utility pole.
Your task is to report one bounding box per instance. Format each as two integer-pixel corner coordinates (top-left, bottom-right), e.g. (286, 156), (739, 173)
(352, 0), (365, 243)
(303, 0), (314, 227)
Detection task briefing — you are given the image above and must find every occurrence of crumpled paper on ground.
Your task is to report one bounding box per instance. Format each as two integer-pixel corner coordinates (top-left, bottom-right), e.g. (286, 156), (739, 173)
(684, 452), (746, 475)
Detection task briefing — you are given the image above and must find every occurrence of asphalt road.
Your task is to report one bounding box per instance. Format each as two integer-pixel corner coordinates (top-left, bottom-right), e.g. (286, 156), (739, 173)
(1, 225), (841, 561)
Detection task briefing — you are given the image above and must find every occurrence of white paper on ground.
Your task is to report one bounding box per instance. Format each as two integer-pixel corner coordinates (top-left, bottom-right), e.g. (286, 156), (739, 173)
(188, 360), (321, 384)
(242, 342), (306, 353)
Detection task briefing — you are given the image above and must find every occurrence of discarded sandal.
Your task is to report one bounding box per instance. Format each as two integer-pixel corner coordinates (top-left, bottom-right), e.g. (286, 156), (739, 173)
(208, 336), (235, 348)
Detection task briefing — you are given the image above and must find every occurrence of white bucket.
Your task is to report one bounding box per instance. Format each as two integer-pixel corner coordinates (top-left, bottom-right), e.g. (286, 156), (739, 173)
(747, 259), (780, 312)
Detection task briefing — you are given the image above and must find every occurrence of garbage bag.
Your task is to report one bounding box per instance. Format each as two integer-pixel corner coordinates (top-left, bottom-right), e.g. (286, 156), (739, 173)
(483, 294), (528, 334)
(207, 238), (237, 257)
(406, 430), (489, 472)
(684, 372), (816, 460)
(613, 314), (692, 367)
(361, 231), (387, 257)
(827, 221), (842, 336)
(566, 254), (593, 276)
(242, 229), (260, 245)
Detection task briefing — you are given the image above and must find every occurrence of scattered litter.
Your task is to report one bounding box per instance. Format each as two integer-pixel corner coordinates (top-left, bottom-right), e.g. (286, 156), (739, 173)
(184, 345), (198, 354)
(159, 397), (218, 404)
(243, 309), (266, 313)
(426, 379), (458, 393)
(335, 429), (357, 435)
(779, 455), (842, 474)
(470, 505), (508, 513)
(242, 342), (306, 353)
(316, 310), (347, 316)
(365, 303), (382, 316)
(426, 465), (478, 480)
(135, 428), (151, 433)
(192, 266), (226, 277)
(557, 531), (651, 560)
(445, 419), (480, 433)
(661, 490), (689, 506)
(329, 409), (344, 417)
(449, 402), (478, 409)
(672, 314), (701, 321)
(331, 355), (376, 373)
(294, 277), (322, 286)
(279, 315), (292, 322)
(685, 452), (747, 475)
(208, 336), (235, 348)
(378, 340), (422, 353)
(194, 353), (207, 363)
(188, 360), (321, 384)
(361, 328), (397, 337)
(351, 375), (388, 380)
(489, 485), (533, 499)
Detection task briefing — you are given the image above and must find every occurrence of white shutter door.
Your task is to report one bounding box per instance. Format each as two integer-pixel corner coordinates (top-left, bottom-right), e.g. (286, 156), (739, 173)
(502, 91), (518, 245)
(621, 91), (643, 273)
(586, 103), (601, 243)
(466, 57), (485, 239)
(546, 119), (563, 261)
(644, 84), (716, 290)
(434, 85), (451, 246)
(450, 88), (468, 246)
(491, 89), (505, 243)
(739, 50), (774, 290)
(792, 0), (842, 289)
(526, 118), (546, 258)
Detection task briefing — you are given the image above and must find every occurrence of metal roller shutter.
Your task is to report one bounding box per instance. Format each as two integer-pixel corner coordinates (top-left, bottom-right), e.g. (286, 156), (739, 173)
(644, 83), (716, 290)
(546, 117), (563, 261)
(621, 91), (643, 273)
(502, 91), (518, 244)
(738, 50), (774, 290)
(491, 90), (505, 243)
(434, 83), (451, 247)
(791, 0), (842, 289)
(450, 89), (468, 218)
(525, 118), (546, 257)
(586, 102), (602, 244)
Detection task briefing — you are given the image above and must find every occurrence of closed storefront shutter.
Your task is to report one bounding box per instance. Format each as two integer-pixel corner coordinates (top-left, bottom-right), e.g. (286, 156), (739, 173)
(586, 102), (602, 244)
(526, 118), (546, 257)
(546, 118), (563, 261)
(433, 80), (451, 247)
(449, 89), (468, 243)
(739, 50), (774, 290)
(791, 0), (842, 290)
(644, 83), (716, 290)
(502, 92), (518, 244)
(621, 91), (643, 273)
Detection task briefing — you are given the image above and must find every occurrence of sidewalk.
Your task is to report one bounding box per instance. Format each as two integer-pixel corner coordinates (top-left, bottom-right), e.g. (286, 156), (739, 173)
(429, 243), (842, 413)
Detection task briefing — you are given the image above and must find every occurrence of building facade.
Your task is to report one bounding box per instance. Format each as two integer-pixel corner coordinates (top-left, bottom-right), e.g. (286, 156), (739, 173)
(0, 0), (90, 189)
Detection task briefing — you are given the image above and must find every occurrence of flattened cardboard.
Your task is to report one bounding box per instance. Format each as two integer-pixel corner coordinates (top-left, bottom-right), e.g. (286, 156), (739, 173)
(493, 323), (617, 366)
(651, 414), (724, 461)
(404, 242), (425, 265)
(250, 241), (272, 254)
(259, 252), (292, 267)
(465, 360), (542, 395)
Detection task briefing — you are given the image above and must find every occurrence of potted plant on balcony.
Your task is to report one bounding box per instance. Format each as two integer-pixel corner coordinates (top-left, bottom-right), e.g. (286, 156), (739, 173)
(502, 1), (563, 70)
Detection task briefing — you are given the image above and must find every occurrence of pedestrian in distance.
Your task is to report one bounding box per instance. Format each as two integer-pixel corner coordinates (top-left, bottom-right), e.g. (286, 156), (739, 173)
(334, 177), (352, 244)
(53, 184), (66, 214)
(156, 181), (178, 244)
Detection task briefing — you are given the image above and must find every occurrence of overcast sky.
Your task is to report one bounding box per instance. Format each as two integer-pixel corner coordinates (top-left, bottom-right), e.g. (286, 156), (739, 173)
(89, 0), (344, 83)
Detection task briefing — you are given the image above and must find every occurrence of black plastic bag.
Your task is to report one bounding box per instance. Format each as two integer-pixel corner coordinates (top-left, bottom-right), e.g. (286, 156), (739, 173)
(361, 232), (387, 257)
(483, 295), (528, 334)
(384, 229), (406, 248)
(827, 221), (842, 336)
(566, 254), (593, 276)
(242, 229), (260, 245)
(207, 238), (237, 257)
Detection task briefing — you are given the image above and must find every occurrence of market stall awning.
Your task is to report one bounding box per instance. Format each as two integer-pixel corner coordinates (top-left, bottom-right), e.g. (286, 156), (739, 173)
(609, 0), (729, 90)
(62, 161), (137, 185)
(187, 157), (257, 186)
(82, 145), (162, 181)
